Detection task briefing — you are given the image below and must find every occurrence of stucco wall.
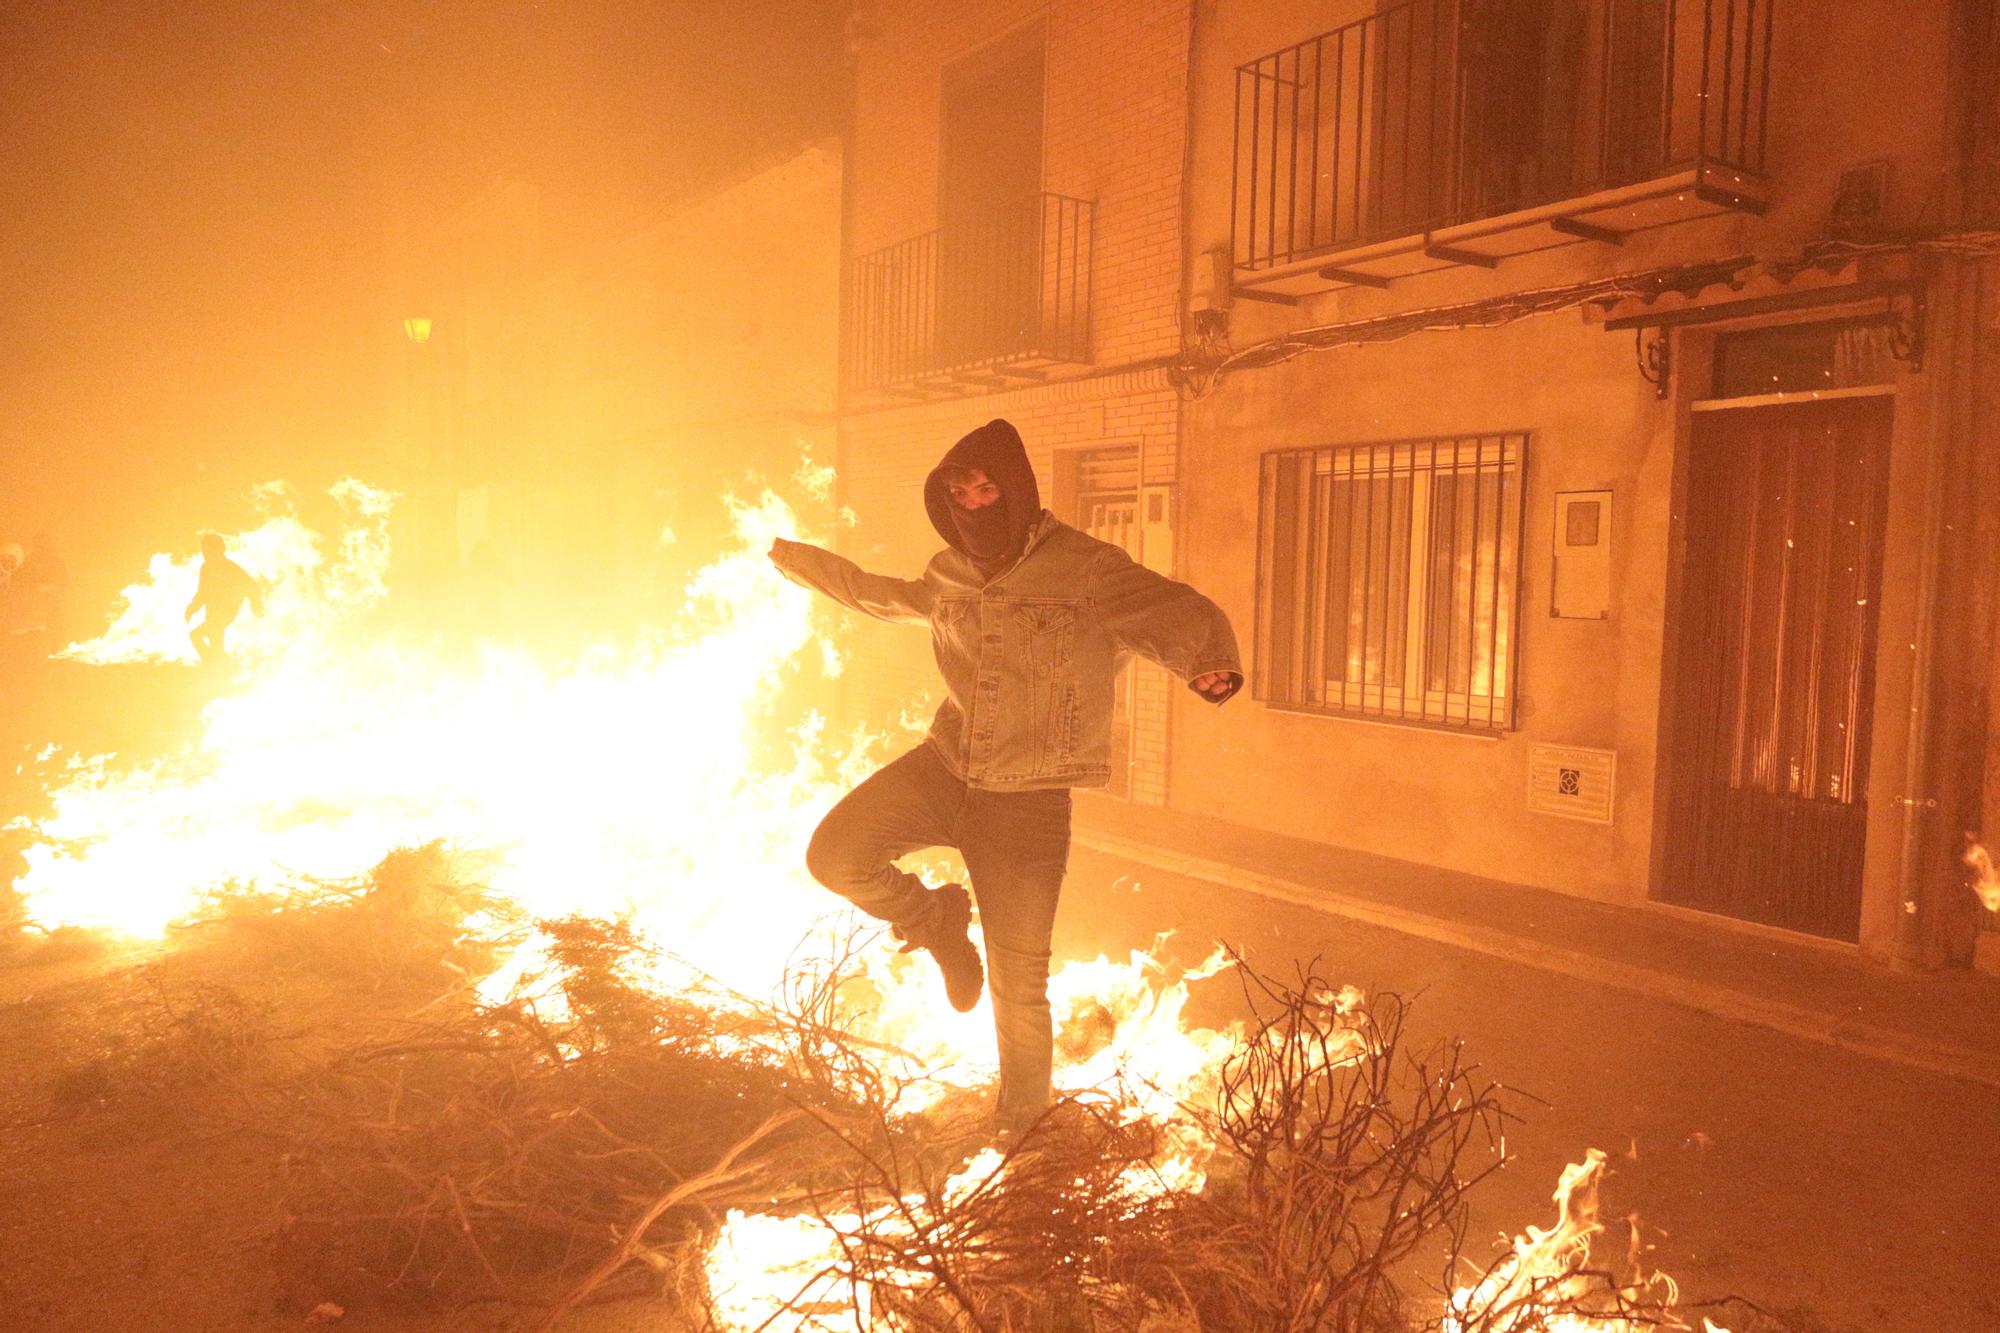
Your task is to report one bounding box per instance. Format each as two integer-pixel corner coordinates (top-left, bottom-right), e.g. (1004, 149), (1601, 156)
(1174, 310), (1669, 900)
(1150, 0), (1962, 929)
(831, 0), (1977, 943)
(847, 0), (1193, 371)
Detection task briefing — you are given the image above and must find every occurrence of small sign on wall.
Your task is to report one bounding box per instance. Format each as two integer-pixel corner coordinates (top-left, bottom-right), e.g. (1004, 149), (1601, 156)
(1553, 489), (1611, 619)
(1528, 744), (1616, 824)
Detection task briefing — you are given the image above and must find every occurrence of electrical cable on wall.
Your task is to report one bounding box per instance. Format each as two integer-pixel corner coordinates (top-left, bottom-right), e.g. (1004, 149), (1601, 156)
(1174, 229), (2000, 400)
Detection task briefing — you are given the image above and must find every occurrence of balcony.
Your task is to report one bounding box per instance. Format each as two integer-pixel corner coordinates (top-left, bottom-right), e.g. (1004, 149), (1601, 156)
(1231, 0), (1773, 302)
(842, 192), (1094, 400)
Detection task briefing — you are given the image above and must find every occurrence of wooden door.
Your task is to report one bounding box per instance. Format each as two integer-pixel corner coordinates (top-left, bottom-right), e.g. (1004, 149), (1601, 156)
(1657, 395), (1893, 940)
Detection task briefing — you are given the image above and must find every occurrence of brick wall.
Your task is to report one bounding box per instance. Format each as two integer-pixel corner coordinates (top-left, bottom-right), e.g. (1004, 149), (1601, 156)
(390, 145), (842, 616)
(846, 0), (1192, 375)
(836, 0), (1197, 799)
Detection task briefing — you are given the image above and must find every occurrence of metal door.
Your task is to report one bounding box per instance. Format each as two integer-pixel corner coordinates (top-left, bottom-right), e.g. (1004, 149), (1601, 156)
(1656, 395), (1893, 940)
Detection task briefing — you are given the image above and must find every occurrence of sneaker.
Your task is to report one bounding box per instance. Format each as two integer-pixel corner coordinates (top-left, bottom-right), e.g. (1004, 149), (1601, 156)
(892, 882), (984, 1013)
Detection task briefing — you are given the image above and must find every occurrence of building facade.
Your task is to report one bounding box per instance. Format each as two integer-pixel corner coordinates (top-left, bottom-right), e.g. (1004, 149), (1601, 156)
(387, 142), (844, 630)
(836, 0), (1198, 802)
(835, 1), (2000, 969)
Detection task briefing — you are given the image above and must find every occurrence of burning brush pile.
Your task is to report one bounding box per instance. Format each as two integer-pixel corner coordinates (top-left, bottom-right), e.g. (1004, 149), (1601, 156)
(182, 846), (1701, 1333)
(4, 474), (1762, 1331)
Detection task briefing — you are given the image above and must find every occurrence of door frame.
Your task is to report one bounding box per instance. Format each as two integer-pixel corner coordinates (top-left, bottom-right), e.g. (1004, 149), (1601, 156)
(1648, 304), (1931, 958)
(1655, 388), (1894, 939)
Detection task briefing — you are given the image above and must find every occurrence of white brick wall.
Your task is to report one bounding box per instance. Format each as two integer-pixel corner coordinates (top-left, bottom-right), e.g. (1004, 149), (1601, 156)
(836, 0), (1195, 796)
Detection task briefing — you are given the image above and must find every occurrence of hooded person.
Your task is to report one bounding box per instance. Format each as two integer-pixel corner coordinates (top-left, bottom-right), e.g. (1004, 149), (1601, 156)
(767, 417), (1242, 1135)
(923, 418), (1041, 567)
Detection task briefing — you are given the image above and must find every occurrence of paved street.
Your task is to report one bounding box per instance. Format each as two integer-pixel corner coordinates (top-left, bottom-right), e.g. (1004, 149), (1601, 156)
(1058, 842), (2000, 1333)
(6, 662), (1994, 1332)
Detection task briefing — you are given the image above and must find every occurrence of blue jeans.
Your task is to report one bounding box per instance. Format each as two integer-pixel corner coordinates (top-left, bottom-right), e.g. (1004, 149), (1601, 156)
(806, 742), (1072, 1124)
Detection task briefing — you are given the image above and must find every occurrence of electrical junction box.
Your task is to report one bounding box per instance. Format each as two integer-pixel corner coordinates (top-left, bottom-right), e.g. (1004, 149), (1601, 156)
(1140, 484), (1175, 575)
(1552, 489), (1611, 619)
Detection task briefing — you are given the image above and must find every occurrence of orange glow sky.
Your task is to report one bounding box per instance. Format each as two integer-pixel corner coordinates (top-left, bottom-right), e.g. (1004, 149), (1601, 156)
(0, 0), (846, 613)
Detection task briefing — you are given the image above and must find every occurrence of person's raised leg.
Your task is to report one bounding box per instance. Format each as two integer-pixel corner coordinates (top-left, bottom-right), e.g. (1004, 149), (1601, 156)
(804, 743), (959, 922)
(805, 743), (989, 1012)
(960, 785), (1071, 1131)
(211, 608), (240, 659)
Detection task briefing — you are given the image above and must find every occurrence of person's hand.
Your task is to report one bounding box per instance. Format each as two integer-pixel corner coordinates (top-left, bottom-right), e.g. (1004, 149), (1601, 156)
(1192, 670), (1236, 699)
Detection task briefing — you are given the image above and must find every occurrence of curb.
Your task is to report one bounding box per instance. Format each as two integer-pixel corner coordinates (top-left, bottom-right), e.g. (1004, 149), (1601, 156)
(1073, 830), (2000, 1093)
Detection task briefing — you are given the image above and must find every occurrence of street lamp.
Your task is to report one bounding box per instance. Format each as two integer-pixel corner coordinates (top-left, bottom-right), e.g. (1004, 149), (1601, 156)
(402, 315), (434, 345)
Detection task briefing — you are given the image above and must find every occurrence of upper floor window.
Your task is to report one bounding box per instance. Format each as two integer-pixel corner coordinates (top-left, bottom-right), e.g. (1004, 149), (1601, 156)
(1255, 435), (1527, 733)
(844, 22), (1092, 396)
(941, 21), (1045, 227)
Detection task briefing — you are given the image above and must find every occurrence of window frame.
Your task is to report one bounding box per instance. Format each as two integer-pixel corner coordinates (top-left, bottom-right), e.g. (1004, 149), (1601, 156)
(1253, 433), (1530, 735)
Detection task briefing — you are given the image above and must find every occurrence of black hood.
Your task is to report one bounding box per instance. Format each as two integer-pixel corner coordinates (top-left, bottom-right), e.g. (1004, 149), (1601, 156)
(924, 419), (1042, 562)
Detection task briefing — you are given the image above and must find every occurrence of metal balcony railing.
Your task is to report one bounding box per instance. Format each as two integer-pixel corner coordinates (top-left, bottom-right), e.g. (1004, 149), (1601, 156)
(843, 192), (1093, 395)
(1233, 0), (1774, 272)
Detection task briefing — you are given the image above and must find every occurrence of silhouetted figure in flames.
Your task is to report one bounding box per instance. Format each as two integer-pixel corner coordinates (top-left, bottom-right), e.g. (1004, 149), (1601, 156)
(185, 533), (263, 663)
(769, 419), (1243, 1136)
(13, 530), (71, 654)
(0, 541), (21, 623)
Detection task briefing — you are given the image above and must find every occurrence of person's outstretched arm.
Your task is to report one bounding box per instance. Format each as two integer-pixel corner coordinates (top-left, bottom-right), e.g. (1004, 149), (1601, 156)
(768, 538), (932, 625)
(1089, 543), (1244, 703)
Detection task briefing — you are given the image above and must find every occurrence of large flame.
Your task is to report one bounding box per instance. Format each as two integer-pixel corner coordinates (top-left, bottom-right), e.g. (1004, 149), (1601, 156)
(61, 478), (394, 670)
(16, 471), (1238, 1127)
(26, 478), (863, 962)
(1444, 1148), (1726, 1333)
(11, 475), (1712, 1331)
(1964, 841), (2000, 914)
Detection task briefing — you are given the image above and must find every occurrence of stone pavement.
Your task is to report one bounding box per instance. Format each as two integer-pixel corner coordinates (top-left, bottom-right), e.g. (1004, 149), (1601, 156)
(1071, 797), (2000, 1090)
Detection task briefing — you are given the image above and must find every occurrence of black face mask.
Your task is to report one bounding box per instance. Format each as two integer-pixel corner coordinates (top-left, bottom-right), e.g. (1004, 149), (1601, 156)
(948, 501), (1016, 562)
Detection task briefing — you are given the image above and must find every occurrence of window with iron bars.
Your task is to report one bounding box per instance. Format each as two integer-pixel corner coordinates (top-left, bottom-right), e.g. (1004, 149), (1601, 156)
(1255, 435), (1527, 732)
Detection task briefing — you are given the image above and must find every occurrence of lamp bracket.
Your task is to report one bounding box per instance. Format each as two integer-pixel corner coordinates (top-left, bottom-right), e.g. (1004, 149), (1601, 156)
(1885, 288), (1926, 371)
(1634, 327), (1670, 399)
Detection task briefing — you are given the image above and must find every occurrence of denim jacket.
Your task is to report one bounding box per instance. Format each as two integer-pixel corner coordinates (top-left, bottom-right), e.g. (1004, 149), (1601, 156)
(772, 512), (1242, 790)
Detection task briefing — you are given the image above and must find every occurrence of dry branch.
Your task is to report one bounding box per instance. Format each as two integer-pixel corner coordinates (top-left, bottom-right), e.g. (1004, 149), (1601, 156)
(266, 914), (880, 1313)
(220, 881), (1743, 1333)
(750, 955), (1520, 1333)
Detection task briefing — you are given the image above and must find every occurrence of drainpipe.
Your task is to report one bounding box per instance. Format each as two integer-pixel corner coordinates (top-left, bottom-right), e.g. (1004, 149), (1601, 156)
(1892, 261), (1953, 968)
(1173, 0), (1204, 346)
